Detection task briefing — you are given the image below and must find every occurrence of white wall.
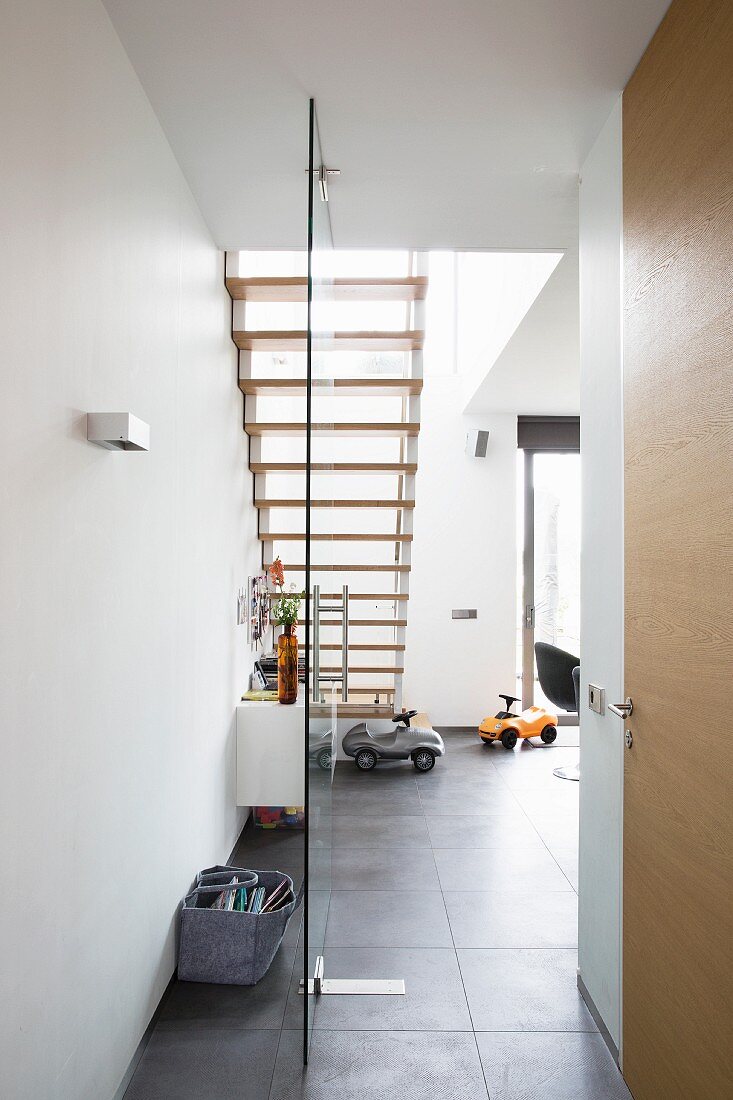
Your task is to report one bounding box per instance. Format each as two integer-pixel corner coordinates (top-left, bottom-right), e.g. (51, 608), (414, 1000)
(0, 3), (259, 1097)
(577, 98), (625, 1054)
(404, 381), (517, 726)
(465, 250), (580, 417)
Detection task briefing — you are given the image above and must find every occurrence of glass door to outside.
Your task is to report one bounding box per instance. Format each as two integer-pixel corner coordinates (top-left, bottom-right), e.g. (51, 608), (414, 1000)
(520, 449), (581, 716)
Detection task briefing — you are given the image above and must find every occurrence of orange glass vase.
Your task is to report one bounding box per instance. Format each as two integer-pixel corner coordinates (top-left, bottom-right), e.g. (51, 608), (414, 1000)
(277, 626), (298, 705)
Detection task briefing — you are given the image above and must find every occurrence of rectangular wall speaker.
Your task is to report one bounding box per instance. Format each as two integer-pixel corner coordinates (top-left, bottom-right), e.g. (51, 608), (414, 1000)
(466, 429), (489, 457)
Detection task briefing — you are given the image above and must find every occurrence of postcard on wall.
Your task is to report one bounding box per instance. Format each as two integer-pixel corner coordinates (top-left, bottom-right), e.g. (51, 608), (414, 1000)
(248, 573), (270, 649)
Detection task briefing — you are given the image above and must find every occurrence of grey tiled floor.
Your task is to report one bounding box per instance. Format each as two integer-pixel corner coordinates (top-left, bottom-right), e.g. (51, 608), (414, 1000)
(126, 729), (631, 1099)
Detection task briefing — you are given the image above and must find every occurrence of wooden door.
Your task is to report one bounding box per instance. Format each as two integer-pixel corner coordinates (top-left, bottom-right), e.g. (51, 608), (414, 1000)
(622, 2), (733, 1097)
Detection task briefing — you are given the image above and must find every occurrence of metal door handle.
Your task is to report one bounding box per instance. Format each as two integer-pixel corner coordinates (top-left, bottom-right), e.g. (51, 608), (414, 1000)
(608, 698), (633, 719)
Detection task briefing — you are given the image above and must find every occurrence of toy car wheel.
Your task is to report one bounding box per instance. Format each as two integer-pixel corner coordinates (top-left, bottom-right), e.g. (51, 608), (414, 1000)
(317, 749), (332, 770)
(540, 725), (557, 744)
(413, 750), (436, 772)
(501, 729), (518, 750)
(355, 749), (377, 770)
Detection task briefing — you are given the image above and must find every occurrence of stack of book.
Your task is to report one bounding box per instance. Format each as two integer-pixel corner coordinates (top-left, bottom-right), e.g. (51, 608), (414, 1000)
(209, 876), (292, 914)
(257, 654), (306, 688)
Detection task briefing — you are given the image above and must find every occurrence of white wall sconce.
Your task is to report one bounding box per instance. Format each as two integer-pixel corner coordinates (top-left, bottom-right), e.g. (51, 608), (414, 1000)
(87, 413), (150, 451)
(465, 429), (490, 457)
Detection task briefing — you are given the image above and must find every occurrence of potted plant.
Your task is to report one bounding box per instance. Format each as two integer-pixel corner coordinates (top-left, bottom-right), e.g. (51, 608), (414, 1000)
(269, 558), (303, 704)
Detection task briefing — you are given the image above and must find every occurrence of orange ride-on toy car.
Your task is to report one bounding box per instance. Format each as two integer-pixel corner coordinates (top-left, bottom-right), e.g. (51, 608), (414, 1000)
(478, 694), (558, 749)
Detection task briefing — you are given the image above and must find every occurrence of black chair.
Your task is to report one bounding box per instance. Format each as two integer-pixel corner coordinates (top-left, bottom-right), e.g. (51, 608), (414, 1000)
(534, 642), (580, 781)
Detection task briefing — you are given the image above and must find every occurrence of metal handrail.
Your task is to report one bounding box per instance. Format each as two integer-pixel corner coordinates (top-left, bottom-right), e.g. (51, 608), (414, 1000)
(341, 584), (349, 702)
(312, 583), (349, 703)
(312, 583), (320, 704)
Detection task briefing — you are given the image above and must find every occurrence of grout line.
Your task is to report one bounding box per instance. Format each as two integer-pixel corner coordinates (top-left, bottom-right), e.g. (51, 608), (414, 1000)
(418, 764), (491, 1099)
(278, 1024), (597, 1031)
(487, 751), (579, 894)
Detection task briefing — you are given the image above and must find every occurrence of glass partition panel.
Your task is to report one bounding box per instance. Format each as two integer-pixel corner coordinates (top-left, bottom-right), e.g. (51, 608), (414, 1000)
(300, 102), (414, 1059)
(304, 99), (336, 1060)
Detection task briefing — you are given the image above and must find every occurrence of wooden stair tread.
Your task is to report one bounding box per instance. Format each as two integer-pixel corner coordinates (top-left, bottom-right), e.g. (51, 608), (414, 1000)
(267, 564), (410, 572)
(245, 422), (419, 438)
(300, 643), (406, 652)
(240, 377), (423, 397)
(319, 664), (402, 673)
(259, 533), (412, 542)
(255, 499), (415, 509)
(287, 618), (408, 627)
(345, 687), (396, 696)
(234, 330), (423, 352)
(320, 665), (404, 673)
(227, 276), (427, 302)
(310, 703), (395, 718)
(251, 462), (417, 474)
(273, 591), (408, 601)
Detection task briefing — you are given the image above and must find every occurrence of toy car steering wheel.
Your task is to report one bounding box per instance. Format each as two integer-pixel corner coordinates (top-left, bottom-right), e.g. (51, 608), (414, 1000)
(392, 709), (418, 727)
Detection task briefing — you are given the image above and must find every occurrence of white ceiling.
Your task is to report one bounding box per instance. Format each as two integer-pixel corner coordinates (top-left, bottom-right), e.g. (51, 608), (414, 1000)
(103, 0), (668, 250)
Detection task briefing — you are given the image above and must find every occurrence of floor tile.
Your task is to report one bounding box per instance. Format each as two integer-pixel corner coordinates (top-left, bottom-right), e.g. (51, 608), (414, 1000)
(331, 787), (423, 817)
(432, 745), (499, 768)
(331, 814), (430, 848)
(303, 889), (330, 948)
(444, 890), (578, 948)
(521, 811), (578, 850)
(307, 849), (332, 892)
(458, 949), (596, 1032)
(489, 743), (576, 767)
(509, 782), (580, 809)
(417, 789), (522, 817)
(325, 890), (453, 947)
(549, 727), (580, 747)
(308, 814), (332, 850)
(333, 762), (417, 786)
(283, 908), (304, 948)
(283, 947), (472, 1032)
(158, 950), (296, 1031)
(488, 743), (581, 778)
(331, 847), (441, 891)
(233, 855), (305, 880)
(551, 847), (579, 891)
(426, 814), (543, 849)
(269, 1029), (489, 1100)
(233, 826), (306, 860)
(125, 1027), (280, 1100)
(476, 1032), (631, 1099)
(415, 771), (508, 794)
(433, 847), (573, 893)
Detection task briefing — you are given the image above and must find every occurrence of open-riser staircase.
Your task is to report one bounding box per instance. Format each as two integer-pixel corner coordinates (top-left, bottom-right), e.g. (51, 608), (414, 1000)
(226, 255), (426, 718)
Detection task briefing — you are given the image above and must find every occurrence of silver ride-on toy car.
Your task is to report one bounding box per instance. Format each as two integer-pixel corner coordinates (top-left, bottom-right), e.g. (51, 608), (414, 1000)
(342, 710), (445, 772)
(309, 728), (335, 771)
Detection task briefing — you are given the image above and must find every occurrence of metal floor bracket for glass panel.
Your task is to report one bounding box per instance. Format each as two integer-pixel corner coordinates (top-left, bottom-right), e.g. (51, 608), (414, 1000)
(300, 957), (406, 996)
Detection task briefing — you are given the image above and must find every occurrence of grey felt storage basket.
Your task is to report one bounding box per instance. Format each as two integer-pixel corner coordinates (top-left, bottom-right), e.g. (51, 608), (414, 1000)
(178, 869), (299, 986)
(196, 865), (258, 889)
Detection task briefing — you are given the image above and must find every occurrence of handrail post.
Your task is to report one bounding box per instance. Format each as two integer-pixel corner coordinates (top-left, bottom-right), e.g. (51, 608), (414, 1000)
(341, 584), (349, 702)
(312, 584), (320, 702)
